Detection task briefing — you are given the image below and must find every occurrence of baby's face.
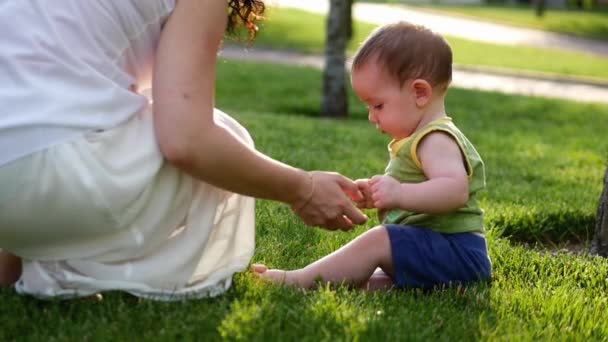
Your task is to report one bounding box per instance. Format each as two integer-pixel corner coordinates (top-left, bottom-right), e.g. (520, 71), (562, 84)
(351, 61), (421, 140)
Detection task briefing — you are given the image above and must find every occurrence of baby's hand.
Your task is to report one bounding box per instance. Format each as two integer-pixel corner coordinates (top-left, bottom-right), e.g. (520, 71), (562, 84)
(369, 175), (402, 209)
(353, 178), (374, 209)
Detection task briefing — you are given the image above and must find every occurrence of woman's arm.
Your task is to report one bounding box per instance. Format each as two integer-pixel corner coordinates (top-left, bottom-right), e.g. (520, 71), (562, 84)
(152, 0), (366, 229)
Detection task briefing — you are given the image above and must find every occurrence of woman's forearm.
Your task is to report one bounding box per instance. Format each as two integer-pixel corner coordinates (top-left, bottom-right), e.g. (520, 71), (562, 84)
(174, 122), (311, 205)
(153, 0), (310, 206)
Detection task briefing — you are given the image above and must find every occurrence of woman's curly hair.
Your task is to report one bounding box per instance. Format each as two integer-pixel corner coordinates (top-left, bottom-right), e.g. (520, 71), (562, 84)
(226, 0), (265, 41)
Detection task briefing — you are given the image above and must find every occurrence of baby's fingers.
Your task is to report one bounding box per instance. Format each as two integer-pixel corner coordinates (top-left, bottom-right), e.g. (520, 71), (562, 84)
(355, 199), (370, 209)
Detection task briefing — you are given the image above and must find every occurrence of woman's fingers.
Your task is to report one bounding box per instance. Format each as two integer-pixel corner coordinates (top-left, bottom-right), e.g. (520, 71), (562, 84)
(341, 200), (367, 226)
(332, 174), (368, 225)
(293, 172), (367, 230)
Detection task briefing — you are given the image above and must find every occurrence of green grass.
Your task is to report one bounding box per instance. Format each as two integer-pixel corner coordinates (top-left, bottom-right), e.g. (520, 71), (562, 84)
(252, 7), (608, 81)
(371, 2), (608, 42)
(3, 61), (608, 340)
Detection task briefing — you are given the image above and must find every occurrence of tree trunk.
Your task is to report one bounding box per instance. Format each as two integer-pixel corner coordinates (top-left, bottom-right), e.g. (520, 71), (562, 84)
(346, 0), (354, 40)
(321, 0), (349, 118)
(534, 0), (546, 17)
(590, 164), (608, 256)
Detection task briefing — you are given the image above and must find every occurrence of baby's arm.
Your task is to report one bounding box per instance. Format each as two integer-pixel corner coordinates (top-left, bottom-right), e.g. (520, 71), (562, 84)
(370, 131), (469, 214)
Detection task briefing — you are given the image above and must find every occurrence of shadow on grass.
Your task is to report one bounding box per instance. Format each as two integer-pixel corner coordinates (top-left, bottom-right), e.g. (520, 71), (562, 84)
(0, 288), (241, 340)
(488, 209), (595, 247)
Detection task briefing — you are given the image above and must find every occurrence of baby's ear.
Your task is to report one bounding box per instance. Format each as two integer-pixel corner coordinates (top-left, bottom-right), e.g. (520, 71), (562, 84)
(411, 79), (432, 107)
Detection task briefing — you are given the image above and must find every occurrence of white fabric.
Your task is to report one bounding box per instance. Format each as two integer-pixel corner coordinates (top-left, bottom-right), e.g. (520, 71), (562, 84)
(0, 108), (256, 301)
(0, 0), (175, 166)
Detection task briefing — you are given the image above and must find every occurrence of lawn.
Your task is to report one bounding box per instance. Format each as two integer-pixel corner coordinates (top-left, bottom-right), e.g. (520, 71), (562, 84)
(252, 7), (608, 81)
(367, 1), (608, 42)
(2, 60), (608, 340)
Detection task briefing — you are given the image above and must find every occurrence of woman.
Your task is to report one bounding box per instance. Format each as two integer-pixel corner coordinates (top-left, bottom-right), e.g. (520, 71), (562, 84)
(0, 0), (367, 300)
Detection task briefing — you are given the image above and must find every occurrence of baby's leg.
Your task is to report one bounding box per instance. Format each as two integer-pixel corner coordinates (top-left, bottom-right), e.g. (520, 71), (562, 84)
(253, 226), (393, 289)
(0, 250), (22, 286)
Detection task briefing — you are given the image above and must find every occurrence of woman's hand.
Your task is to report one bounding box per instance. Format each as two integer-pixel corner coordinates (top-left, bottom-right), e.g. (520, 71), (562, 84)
(291, 172), (368, 231)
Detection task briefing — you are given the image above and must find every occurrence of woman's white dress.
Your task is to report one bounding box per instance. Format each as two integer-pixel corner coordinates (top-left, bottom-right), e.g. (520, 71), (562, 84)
(0, 107), (256, 300)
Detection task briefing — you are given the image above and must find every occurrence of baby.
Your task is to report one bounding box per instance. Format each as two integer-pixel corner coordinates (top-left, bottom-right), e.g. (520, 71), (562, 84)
(253, 21), (491, 290)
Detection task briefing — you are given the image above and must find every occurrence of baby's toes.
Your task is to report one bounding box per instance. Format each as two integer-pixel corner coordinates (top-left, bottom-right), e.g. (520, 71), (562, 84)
(250, 264), (268, 275)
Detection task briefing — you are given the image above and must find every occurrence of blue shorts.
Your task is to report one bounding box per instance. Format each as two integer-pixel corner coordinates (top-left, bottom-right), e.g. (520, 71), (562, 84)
(385, 225), (492, 289)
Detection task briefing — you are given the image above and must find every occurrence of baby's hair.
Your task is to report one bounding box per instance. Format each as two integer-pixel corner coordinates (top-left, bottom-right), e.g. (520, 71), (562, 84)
(352, 22), (452, 91)
(226, 0), (265, 41)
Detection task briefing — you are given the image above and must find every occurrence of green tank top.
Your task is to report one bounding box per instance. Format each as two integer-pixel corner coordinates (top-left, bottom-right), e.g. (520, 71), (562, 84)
(382, 117), (486, 234)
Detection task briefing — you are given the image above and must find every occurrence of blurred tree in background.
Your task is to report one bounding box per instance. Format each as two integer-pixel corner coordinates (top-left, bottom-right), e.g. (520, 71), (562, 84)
(591, 166), (608, 257)
(534, 0), (547, 16)
(321, 0), (353, 118)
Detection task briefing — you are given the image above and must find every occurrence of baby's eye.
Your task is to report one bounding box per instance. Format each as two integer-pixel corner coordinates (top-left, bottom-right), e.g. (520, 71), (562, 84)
(373, 104), (384, 110)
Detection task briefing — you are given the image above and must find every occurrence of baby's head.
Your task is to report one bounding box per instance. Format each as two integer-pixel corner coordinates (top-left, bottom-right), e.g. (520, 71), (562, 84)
(351, 21), (452, 93)
(350, 22), (453, 139)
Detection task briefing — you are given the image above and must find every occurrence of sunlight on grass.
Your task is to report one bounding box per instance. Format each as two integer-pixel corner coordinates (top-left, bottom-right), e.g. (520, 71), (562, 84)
(400, 3), (608, 41)
(218, 300), (264, 340)
(486, 239), (608, 339)
(252, 7), (608, 80)
(305, 288), (370, 339)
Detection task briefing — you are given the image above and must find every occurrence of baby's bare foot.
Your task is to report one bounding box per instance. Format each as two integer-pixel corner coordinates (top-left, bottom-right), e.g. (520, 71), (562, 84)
(251, 264), (293, 285)
(360, 273), (395, 292)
